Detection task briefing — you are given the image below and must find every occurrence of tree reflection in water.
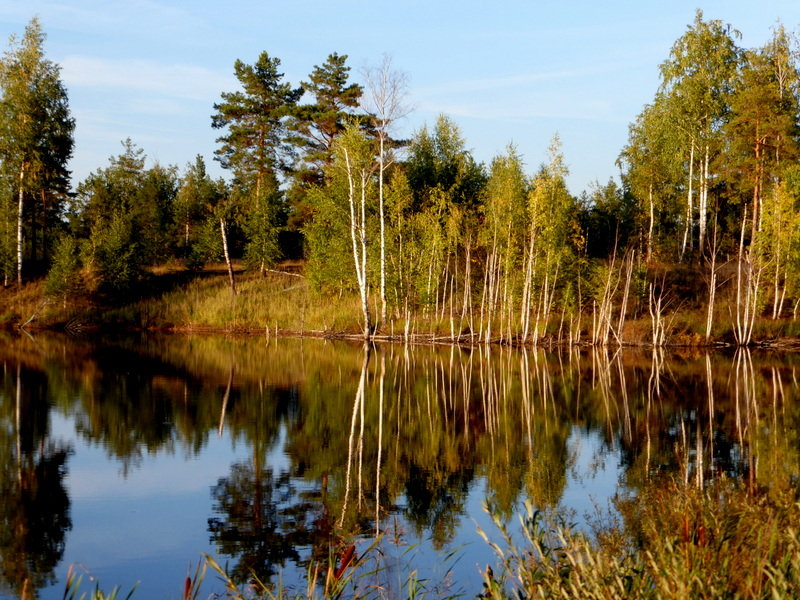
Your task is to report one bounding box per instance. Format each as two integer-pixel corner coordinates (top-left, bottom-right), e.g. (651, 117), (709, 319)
(209, 464), (301, 583)
(1, 335), (800, 596)
(0, 363), (72, 599)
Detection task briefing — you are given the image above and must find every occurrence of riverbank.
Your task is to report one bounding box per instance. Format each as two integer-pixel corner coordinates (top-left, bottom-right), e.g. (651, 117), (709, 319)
(3, 261), (800, 348)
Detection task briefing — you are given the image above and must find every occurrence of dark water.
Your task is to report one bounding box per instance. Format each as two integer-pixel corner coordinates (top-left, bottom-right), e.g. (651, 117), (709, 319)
(1, 333), (798, 599)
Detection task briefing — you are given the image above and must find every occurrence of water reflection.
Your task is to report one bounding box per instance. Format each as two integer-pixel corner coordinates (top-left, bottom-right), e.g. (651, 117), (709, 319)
(0, 361), (72, 599)
(0, 334), (799, 597)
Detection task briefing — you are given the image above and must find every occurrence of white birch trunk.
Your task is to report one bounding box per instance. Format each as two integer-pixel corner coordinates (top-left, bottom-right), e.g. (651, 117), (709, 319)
(344, 148), (371, 338)
(220, 218), (236, 296)
(698, 144), (709, 253)
(17, 163), (24, 286)
(378, 134), (387, 324)
(680, 141), (695, 260)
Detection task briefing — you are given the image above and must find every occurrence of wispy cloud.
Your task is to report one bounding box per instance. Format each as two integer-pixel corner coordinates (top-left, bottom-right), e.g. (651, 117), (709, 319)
(416, 95), (624, 125)
(61, 55), (234, 101)
(415, 61), (628, 97)
(1, 0), (202, 37)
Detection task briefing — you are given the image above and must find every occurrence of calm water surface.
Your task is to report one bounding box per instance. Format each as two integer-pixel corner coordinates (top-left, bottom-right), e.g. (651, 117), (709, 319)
(1, 333), (798, 599)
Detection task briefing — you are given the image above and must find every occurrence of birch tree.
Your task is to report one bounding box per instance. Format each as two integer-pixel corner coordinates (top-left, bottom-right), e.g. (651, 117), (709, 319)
(659, 10), (740, 257)
(0, 18), (74, 284)
(481, 145), (527, 342)
(362, 55), (409, 324)
(335, 127), (375, 338)
(305, 126), (376, 337)
(618, 99), (682, 260)
(522, 136), (574, 343)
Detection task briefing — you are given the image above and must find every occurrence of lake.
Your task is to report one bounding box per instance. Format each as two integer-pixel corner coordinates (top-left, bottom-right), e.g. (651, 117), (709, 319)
(1, 332), (798, 599)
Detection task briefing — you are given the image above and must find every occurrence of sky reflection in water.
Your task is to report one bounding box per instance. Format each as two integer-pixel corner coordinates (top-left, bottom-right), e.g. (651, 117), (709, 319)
(0, 334), (796, 599)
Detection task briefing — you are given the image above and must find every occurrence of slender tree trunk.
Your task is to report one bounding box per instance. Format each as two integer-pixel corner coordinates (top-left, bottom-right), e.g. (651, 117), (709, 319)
(698, 144), (709, 253)
(40, 189), (48, 265)
(752, 136), (764, 243)
(647, 182), (654, 262)
(17, 163), (25, 286)
(220, 218), (236, 296)
(343, 148), (371, 339)
(340, 345), (369, 527)
(375, 353), (384, 535)
(705, 222), (718, 341)
(378, 134), (387, 324)
(680, 141), (695, 260)
(359, 174), (369, 338)
(15, 364), (22, 486)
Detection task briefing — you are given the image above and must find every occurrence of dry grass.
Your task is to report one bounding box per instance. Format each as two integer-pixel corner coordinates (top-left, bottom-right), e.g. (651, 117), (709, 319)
(4, 261), (800, 348)
(481, 480), (800, 599)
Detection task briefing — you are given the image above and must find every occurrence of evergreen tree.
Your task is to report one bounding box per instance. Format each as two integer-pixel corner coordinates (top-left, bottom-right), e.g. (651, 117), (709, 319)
(71, 140), (177, 294)
(405, 114), (486, 210)
(290, 53), (365, 186)
(723, 27), (800, 241)
(175, 155), (215, 261)
(212, 52), (302, 272)
(0, 17), (74, 284)
(288, 53), (366, 230)
(212, 52), (302, 193)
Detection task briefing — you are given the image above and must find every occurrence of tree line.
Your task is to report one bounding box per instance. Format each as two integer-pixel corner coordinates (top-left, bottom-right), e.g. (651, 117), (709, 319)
(1, 12), (800, 344)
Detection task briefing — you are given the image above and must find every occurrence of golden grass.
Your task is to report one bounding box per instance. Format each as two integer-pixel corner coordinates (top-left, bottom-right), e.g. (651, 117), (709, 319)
(4, 261), (800, 347)
(482, 480), (800, 599)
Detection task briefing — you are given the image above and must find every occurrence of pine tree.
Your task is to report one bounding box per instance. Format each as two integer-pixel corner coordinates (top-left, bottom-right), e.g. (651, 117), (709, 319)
(212, 52), (301, 274)
(287, 53), (367, 231)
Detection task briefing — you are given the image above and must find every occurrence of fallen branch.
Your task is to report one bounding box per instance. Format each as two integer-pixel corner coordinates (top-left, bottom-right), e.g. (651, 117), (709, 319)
(19, 298), (49, 330)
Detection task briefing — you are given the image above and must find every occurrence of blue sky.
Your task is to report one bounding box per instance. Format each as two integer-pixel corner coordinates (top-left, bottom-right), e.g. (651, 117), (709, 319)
(1, 0), (798, 194)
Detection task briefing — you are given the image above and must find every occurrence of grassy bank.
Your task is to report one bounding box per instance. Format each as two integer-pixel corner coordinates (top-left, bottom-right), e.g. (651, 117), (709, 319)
(3, 261), (800, 347)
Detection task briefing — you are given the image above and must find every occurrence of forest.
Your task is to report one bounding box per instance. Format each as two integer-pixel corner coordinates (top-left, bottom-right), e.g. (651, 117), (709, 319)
(1, 11), (800, 346)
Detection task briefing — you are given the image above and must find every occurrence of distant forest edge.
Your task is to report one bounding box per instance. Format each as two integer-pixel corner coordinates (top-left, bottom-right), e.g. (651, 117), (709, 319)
(2, 11), (800, 346)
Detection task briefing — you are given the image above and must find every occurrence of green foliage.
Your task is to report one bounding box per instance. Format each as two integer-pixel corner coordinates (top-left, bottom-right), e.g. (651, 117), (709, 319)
(68, 140), (178, 293)
(61, 565), (138, 600)
(580, 178), (637, 258)
(406, 114), (487, 210)
(212, 51), (301, 268)
(212, 52), (302, 179)
(304, 126), (376, 293)
(0, 17), (74, 278)
(241, 183), (282, 273)
(89, 213), (141, 295)
(289, 53), (365, 188)
(480, 481), (800, 599)
(174, 155), (214, 256)
(44, 234), (82, 298)
(303, 185), (356, 292)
